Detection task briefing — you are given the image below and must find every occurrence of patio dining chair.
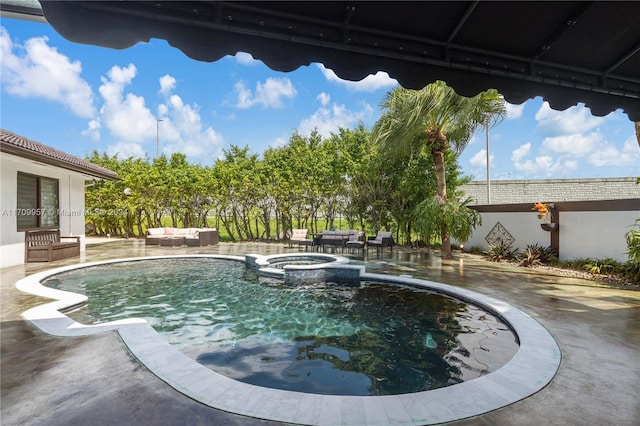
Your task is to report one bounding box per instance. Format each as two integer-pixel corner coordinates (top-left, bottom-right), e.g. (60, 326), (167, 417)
(366, 231), (394, 252)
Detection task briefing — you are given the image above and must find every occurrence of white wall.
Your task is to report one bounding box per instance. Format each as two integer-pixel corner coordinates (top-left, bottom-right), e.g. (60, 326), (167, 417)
(560, 211), (636, 261)
(464, 212), (550, 252)
(1, 153), (88, 268)
(464, 210), (638, 262)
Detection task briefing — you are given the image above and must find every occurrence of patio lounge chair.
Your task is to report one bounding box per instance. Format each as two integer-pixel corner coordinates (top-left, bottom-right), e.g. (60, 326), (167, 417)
(290, 229), (314, 249)
(367, 231), (394, 252)
(344, 231), (365, 253)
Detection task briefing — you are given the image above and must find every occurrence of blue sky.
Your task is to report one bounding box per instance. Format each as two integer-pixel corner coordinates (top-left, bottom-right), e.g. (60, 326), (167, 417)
(2, 17), (638, 180)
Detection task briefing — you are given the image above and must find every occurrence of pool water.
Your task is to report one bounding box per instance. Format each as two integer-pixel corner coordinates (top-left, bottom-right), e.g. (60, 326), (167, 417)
(44, 258), (519, 396)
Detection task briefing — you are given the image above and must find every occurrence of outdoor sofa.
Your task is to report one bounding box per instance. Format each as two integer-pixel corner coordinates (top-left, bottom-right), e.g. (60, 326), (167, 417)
(318, 230), (364, 251)
(24, 229), (80, 262)
(145, 227), (219, 247)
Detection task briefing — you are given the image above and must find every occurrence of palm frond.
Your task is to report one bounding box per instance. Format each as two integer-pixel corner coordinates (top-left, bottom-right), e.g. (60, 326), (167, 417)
(374, 81), (507, 158)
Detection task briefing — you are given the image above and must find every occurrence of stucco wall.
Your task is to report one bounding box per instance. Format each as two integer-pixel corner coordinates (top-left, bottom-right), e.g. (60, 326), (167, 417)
(462, 178), (639, 205)
(463, 212), (549, 255)
(1, 153), (87, 268)
(560, 211), (635, 261)
(464, 209), (637, 262)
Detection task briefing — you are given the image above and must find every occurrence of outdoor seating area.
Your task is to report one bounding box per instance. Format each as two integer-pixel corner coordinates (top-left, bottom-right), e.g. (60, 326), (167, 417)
(288, 229), (378, 254)
(145, 227), (219, 247)
(24, 229), (81, 263)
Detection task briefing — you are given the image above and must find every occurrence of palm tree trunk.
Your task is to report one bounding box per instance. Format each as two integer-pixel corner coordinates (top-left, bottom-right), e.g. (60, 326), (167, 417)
(432, 147), (453, 259)
(440, 227), (452, 258)
(433, 149), (447, 200)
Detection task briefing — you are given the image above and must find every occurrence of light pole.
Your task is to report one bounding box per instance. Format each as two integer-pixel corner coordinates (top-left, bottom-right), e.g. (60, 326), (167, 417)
(124, 187), (132, 239)
(485, 118), (491, 204)
(156, 119), (163, 158)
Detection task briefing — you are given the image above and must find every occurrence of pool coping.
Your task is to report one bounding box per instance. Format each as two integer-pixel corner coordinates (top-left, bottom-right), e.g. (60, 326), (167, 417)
(15, 254), (561, 425)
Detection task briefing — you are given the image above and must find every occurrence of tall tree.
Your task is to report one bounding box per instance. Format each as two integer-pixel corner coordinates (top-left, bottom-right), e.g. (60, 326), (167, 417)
(373, 81), (506, 258)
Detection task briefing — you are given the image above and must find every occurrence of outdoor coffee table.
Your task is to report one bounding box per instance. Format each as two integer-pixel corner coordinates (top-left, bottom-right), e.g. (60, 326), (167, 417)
(159, 237), (184, 247)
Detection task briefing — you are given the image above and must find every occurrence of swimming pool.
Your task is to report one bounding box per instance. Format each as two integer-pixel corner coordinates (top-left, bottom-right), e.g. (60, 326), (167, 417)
(16, 253), (561, 425)
(42, 257), (519, 396)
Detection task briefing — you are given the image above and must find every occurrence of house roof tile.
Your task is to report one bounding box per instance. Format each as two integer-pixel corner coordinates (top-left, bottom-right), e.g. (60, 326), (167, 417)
(0, 129), (118, 180)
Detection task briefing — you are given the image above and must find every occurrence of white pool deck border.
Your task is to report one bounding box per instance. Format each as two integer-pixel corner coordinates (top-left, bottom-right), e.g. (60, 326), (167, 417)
(16, 254), (561, 426)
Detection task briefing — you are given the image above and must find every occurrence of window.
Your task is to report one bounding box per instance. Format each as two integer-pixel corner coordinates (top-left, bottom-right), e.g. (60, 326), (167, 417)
(16, 172), (59, 230)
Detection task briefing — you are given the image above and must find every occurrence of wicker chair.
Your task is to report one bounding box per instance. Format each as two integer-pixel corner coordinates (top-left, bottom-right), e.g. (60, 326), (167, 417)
(344, 231), (365, 253)
(289, 229), (314, 249)
(366, 231), (394, 252)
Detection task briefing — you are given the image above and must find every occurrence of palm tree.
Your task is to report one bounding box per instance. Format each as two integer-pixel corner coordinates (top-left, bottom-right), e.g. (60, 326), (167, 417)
(373, 81), (506, 258)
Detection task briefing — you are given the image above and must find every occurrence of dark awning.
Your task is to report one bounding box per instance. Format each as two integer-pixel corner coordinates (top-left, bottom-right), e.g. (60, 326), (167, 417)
(36, 1), (640, 120)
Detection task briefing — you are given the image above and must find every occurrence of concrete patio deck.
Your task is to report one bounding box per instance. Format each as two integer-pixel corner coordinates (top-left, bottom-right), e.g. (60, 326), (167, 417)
(1, 239), (638, 425)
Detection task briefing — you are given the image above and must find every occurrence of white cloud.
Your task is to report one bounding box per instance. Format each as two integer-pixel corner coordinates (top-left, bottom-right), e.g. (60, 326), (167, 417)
(298, 102), (373, 137)
(470, 149), (493, 168)
(159, 74), (176, 95)
(82, 119), (101, 142)
(234, 77), (297, 109)
(588, 135), (640, 167)
(317, 64), (397, 92)
(0, 27), (95, 118)
(511, 143), (531, 163)
(169, 95), (199, 128)
(157, 90), (225, 162)
(234, 51), (260, 66)
(158, 103), (169, 116)
(234, 81), (253, 108)
(270, 136), (288, 148)
(523, 102), (632, 175)
(514, 155), (549, 175)
(535, 102), (606, 135)
(94, 65), (224, 162)
(98, 64), (156, 143)
(505, 102), (525, 120)
(106, 141), (146, 159)
(162, 126), (224, 160)
(622, 136), (640, 157)
(511, 141), (578, 177)
(317, 92), (331, 106)
(512, 155), (578, 177)
(541, 132), (602, 157)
